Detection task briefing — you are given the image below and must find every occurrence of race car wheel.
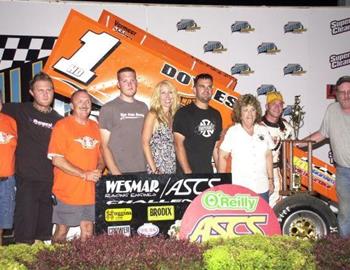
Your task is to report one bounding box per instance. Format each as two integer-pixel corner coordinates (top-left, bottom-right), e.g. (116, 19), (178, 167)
(273, 194), (338, 240)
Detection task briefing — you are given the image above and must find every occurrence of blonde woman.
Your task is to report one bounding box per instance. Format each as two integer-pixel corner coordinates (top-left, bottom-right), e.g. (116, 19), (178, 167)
(142, 80), (179, 174)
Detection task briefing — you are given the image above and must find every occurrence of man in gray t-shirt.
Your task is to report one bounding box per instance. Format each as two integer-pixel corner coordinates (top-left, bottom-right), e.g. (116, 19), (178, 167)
(99, 67), (148, 174)
(301, 76), (350, 237)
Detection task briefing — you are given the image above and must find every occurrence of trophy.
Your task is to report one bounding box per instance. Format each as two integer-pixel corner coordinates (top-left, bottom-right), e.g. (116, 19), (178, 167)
(289, 95), (305, 140)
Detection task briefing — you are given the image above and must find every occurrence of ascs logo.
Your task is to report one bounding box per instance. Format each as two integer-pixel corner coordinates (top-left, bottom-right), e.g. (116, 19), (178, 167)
(179, 184), (281, 243)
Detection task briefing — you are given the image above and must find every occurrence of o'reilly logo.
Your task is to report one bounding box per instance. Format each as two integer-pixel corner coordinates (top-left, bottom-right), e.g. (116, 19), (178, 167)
(202, 191), (259, 212)
(330, 18), (350, 35)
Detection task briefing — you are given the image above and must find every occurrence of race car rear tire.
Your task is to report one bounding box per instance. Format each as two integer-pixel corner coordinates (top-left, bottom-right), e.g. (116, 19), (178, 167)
(273, 194), (338, 239)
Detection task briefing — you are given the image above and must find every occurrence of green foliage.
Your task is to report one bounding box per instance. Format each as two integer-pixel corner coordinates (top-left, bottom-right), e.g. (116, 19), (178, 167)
(0, 242), (54, 270)
(0, 235), (322, 270)
(203, 235), (316, 270)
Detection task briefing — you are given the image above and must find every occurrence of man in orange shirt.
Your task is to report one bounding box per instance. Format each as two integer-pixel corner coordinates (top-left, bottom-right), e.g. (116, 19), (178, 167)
(0, 91), (17, 245)
(48, 90), (104, 242)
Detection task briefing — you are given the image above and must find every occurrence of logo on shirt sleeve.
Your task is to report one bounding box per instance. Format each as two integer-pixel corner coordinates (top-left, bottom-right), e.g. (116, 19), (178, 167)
(0, 132), (15, 144)
(74, 136), (99, 149)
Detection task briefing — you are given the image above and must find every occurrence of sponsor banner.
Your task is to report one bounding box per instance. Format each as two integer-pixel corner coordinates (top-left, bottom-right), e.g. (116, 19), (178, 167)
(95, 173), (232, 236)
(330, 17), (350, 35)
(147, 205), (175, 221)
(329, 51), (350, 69)
(107, 225), (131, 237)
(179, 184), (281, 243)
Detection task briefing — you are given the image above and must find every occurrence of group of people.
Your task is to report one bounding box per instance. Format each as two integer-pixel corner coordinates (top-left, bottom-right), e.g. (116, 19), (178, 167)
(0, 67), (349, 244)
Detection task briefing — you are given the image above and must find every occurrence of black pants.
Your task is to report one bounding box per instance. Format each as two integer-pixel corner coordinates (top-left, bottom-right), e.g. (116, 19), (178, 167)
(14, 176), (53, 244)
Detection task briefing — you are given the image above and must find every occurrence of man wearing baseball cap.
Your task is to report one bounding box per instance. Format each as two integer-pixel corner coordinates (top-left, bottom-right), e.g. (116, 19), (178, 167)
(300, 76), (350, 237)
(262, 91), (293, 207)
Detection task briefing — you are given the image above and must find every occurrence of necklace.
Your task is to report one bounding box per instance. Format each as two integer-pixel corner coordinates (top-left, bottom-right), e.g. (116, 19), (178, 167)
(33, 103), (52, 114)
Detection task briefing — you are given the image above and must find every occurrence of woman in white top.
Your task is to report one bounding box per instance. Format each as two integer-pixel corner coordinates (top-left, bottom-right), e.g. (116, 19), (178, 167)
(142, 80), (179, 174)
(218, 94), (274, 202)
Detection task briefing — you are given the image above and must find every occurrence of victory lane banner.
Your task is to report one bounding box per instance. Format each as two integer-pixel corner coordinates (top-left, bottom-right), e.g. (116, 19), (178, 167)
(95, 173), (232, 237)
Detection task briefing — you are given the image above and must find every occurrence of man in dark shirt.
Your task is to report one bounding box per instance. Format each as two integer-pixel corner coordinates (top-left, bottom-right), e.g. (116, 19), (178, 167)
(2, 72), (61, 244)
(173, 73), (222, 174)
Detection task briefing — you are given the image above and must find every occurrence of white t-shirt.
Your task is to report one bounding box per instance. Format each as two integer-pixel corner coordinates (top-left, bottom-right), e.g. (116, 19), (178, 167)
(220, 123), (273, 193)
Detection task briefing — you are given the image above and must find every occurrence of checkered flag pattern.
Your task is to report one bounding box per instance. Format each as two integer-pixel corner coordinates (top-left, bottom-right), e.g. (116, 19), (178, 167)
(0, 35), (56, 70)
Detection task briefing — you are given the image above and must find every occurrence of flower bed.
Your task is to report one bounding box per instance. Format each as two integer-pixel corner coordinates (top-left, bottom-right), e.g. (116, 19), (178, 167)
(1, 234), (349, 270)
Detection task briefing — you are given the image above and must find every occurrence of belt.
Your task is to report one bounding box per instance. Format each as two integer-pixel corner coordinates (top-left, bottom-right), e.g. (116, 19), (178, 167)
(0, 176), (9, 181)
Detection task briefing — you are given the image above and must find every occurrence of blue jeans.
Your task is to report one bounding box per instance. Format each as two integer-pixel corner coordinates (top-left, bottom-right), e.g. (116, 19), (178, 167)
(0, 176), (16, 229)
(335, 165), (350, 238)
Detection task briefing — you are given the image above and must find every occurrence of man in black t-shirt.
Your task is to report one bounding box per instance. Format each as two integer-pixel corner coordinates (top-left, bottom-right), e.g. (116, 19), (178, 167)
(2, 72), (61, 244)
(173, 73), (222, 174)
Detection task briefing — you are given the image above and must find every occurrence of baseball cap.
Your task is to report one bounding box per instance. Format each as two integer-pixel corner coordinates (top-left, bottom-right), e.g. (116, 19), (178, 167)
(266, 91), (284, 104)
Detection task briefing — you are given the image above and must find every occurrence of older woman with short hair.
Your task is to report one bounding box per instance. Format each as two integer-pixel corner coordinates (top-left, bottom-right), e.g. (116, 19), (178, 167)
(218, 94), (274, 202)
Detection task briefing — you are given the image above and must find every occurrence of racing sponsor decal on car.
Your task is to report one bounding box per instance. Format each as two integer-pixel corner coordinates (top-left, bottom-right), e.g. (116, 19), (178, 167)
(291, 148), (337, 202)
